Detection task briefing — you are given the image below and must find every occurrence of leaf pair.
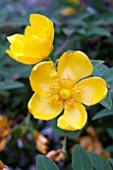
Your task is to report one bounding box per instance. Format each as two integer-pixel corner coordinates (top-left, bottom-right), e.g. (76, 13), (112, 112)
(36, 145), (113, 170)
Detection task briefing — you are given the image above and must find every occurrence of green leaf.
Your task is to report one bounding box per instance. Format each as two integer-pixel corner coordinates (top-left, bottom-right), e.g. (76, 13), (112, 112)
(75, 28), (86, 35)
(92, 108), (113, 120)
(92, 15), (113, 26)
(107, 128), (113, 139)
(72, 145), (93, 170)
(36, 155), (59, 170)
(93, 63), (109, 77)
(78, 13), (94, 20)
(0, 90), (10, 96)
(109, 80), (113, 91)
(102, 67), (113, 82)
(67, 18), (86, 26)
(87, 27), (110, 37)
(109, 158), (113, 168)
(91, 60), (104, 67)
(67, 130), (82, 139)
(104, 145), (113, 152)
(100, 91), (112, 110)
(88, 152), (112, 170)
(0, 81), (24, 90)
(0, 65), (32, 79)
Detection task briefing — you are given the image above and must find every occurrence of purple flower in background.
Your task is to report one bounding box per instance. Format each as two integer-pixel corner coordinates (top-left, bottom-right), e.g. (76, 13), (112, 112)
(86, 6), (97, 14)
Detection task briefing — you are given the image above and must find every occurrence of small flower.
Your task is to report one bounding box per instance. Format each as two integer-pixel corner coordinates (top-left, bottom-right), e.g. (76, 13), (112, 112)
(68, 0), (79, 4)
(28, 51), (107, 131)
(6, 14), (54, 64)
(46, 150), (58, 160)
(33, 132), (50, 154)
(0, 115), (12, 152)
(0, 160), (9, 170)
(61, 8), (75, 16)
(0, 139), (7, 152)
(47, 150), (65, 162)
(0, 115), (7, 129)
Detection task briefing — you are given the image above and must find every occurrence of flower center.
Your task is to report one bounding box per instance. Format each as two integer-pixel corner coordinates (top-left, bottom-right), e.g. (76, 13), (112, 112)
(60, 88), (71, 99)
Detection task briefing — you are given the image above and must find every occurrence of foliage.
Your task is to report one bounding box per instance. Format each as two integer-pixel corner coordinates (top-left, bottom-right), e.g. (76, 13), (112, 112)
(0, 0), (113, 169)
(36, 145), (113, 170)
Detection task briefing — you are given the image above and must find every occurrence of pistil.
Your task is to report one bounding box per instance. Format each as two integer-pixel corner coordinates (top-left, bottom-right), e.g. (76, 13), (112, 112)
(60, 89), (71, 100)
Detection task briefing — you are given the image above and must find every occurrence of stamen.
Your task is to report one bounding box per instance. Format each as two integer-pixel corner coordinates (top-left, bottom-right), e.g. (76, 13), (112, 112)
(49, 79), (61, 93)
(66, 97), (76, 109)
(66, 85), (84, 109)
(61, 76), (74, 89)
(49, 94), (62, 107)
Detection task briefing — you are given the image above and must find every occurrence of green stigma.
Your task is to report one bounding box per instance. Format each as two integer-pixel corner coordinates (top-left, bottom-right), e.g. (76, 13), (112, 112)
(60, 88), (71, 99)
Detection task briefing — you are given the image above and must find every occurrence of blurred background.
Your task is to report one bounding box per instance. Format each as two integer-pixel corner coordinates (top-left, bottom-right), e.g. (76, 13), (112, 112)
(0, 0), (113, 169)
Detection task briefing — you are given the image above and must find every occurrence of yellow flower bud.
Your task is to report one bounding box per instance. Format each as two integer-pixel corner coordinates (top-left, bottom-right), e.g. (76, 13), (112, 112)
(61, 8), (75, 16)
(6, 14), (54, 64)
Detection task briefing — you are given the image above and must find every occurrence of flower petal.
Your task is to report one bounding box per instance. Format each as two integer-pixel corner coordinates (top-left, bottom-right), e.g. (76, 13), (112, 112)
(61, 7), (75, 16)
(77, 77), (108, 106)
(6, 50), (19, 62)
(28, 92), (63, 120)
(30, 61), (58, 92)
(24, 26), (32, 37)
(58, 51), (93, 82)
(30, 14), (54, 42)
(57, 102), (87, 130)
(7, 34), (25, 56)
(16, 56), (43, 64)
(7, 34), (52, 64)
(24, 35), (52, 61)
(7, 34), (24, 44)
(6, 50), (41, 64)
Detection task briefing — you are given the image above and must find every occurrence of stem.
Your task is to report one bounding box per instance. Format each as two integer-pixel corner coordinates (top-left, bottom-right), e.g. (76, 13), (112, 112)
(0, 23), (19, 29)
(25, 112), (31, 127)
(62, 134), (67, 153)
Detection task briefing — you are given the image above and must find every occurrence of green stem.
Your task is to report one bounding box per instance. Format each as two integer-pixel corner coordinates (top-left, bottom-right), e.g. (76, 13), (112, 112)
(62, 134), (67, 153)
(25, 112), (31, 129)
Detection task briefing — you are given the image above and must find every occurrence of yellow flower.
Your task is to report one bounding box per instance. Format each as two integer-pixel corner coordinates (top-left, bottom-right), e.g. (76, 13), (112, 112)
(6, 14), (54, 64)
(61, 8), (75, 16)
(68, 0), (79, 4)
(28, 51), (107, 131)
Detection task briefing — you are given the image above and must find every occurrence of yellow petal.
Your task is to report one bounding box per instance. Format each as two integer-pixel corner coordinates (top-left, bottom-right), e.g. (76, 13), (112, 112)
(16, 56), (43, 64)
(7, 34), (25, 56)
(24, 35), (52, 60)
(24, 26), (32, 37)
(69, 0), (79, 4)
(6, 34), (33, 64)
(30, 14), (54, 42)
(6, 50), (40, 64)
(6, 50), (19, 62)
(77, 77), (108, 106)
(6, 34), (52, 64)
(57, 102), (87, 130)
(28, 92), (63, 120)
(58, 51), (93, 83)
(7, 34), (24, 44)
(61, 8), (75, 16)
(30, 61), (58, 92)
